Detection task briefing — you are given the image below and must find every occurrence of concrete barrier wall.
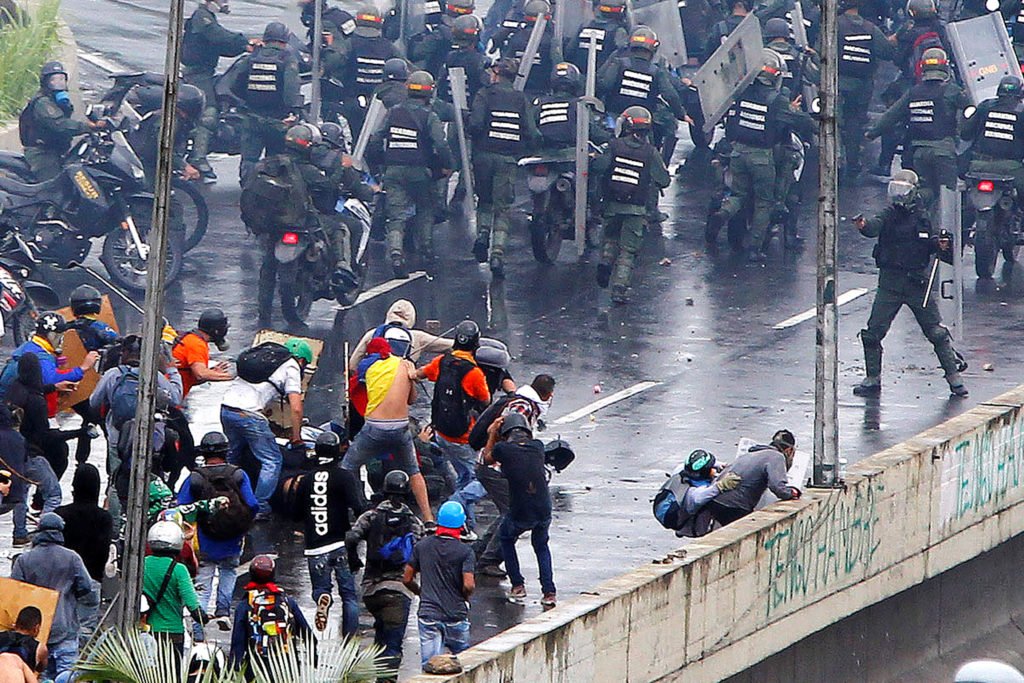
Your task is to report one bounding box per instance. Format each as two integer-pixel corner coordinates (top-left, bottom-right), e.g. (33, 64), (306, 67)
(409, 385), (1024, 683)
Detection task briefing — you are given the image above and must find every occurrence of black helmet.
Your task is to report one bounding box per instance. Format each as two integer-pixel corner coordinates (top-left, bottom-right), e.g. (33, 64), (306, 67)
(544, 439), (575, 472)
(263, 21), (290, 43)
(551, 62), (581, 95)
(771, 428), (797, 451)
(621, 105), (652, 134)
(355, 4), (384, 36)
(628, 26), (659, 57)
(313, 431), (342, 465)
(385, 58), (409, 82)
(453, 14), (482, 43)
(383, 469), (411, 495)
(407, 70), (435, 98)
(197, 308), (229, 343)
(492, 57), (519, 80)
(250, 554), (276, 583)
(320, 121), (345, 148)
(70, 284), (102, 316)
(39, 61), (68, 90)
(120, 334), (143, 366)
(500, 412), (532, 437)
(453, 320), (481, 351)
(197, 431), (230, 457)
(523, 0), (550, 21)
(35, 311), (68, 337)
(763, 17), (789, 41)
(446, 0), (475, 15)
(998, 76), (1023, 99)
(906, 0), (937, 17)
(595, 0), (627, 18)
(177, 84), (206, 122)
(683, 449), (716, 478)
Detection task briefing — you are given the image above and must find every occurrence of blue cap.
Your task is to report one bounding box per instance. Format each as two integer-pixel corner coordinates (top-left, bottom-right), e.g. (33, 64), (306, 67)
(437, 501), (466, 529)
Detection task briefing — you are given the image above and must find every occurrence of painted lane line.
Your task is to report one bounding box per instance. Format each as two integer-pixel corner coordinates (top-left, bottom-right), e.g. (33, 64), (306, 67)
(339, 271), (428, 310)
(772, 288), (871, 330)
(552, 381), (662, 425)
(78, 51), (125, 74)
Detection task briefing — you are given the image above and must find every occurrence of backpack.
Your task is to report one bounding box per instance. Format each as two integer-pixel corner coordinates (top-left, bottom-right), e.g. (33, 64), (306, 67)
(236, 342), (293, 393)
(367, 506), (416, 575)
(430, 354), (477, 438)
(0, 356), (19, 400)
(246, 588), (293, 657)
(653, 472), (714, 538)
(910, 30), (943, 81)
(190, 465), (255, 540)
(239, 155), (310, 234)
(109, 368), (140, 429)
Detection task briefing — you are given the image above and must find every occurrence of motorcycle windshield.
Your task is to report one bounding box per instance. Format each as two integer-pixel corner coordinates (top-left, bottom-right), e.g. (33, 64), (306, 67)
(109, 131), (147, 186)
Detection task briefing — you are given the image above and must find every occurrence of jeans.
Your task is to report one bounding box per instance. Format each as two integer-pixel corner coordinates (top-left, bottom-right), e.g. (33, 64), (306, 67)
(500, 517), (555, 595)
(449, 480), (486, 531)
(342, 421), (420, 475)
(418, 617), (470, 667)
(47, 638), (79, 680)
(436, 437), (477, 491)
(307, 546), (360, 637)
(220, 407), (281, 515)
(364, 590), (411, 671)
(196, 555), (240, 617)
(77, 578), (103, 648)
(14, 455), (62, 538)
(475, 464), (510, 566)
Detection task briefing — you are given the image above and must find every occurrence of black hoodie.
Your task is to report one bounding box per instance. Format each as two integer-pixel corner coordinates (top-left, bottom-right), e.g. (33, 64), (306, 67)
(56, 464), (114, 580)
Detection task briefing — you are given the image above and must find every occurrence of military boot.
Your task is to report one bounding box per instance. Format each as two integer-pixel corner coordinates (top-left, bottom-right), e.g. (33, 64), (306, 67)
(853, 338), (883, 396)
(853, 376), (881, 397)
(610, 284), (630, 305)
(946, 373), (969, 397)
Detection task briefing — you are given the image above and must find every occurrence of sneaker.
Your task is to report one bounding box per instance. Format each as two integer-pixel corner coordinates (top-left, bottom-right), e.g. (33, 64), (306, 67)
(11, 536), (28, 548)
(541, 593), (557, 608)
(315, 594), (332, 631)
(215, 615), (232, 632)
(253, 512), (273, 524)
(460, 529), (479, 543)
(853, 377), (881, 397)
(508, 585), (527, 602)
(610, 285), (630, 305)
(947, 373), (969, 397)
(477, 564), (507, 578)
(596, 263), (611, 289)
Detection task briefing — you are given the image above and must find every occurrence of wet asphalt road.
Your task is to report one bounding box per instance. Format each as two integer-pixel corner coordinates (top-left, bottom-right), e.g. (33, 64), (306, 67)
(4, 0), (1024, 676)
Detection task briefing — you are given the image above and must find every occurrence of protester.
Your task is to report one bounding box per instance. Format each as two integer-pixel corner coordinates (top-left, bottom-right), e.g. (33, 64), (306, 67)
(0, 607), (47, 673)
(708, 430), (801, 526)
(0, 404), (60, 548)
(172, 308), (234, 397)
(0, 653), (38, 683)
(348, 299), (453, 366)
(143, 521), (206, 655)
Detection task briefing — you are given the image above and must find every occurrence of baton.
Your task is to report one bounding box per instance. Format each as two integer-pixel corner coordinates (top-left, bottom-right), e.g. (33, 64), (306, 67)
(922, 257), (940, 308)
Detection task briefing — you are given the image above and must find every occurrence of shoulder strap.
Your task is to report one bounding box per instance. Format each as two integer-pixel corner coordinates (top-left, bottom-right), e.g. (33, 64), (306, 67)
(151, 558), (179, 607)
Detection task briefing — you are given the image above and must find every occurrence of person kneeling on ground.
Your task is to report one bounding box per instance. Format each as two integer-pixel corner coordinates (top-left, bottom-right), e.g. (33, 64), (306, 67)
(707, 429), (801, 526)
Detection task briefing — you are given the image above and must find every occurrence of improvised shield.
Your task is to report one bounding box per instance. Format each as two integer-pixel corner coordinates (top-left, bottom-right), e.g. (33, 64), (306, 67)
(514, 13), (549, 90)
(627, 0), (687, 67)
(693, 13), (763, 134)
(351, 95), (386, 168)
(948, 12), (1024, 105)
(449, 67), (477, 224)
(574, 34), (598, 257)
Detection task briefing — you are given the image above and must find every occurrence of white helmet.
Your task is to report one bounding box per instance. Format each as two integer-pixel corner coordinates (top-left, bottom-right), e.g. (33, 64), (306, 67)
(147, 520), (184, 553)
(955, 661), (1024, 683)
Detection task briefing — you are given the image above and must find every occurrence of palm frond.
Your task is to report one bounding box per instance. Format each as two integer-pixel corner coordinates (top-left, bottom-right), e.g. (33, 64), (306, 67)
(249, 636), (395, 683)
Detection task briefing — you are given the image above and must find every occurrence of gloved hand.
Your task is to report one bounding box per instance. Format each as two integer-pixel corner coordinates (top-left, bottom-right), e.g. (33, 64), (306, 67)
(192, 609), (208, 626)
(715, 471), (742, 492)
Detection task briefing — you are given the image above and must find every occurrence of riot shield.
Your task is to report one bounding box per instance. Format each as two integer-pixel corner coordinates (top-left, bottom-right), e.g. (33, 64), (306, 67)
(554, 0), (593, 52)
(936, 185), (964, 342)
(574, 34), (598, 257)
(789, 1), (817, 108)
(449, 67), (477, 226)
(351, 95), (386, 168)
(514, 14), (549, 91)
(627, 0), (687, 67)
(693, 13), (763, 134)
(400, 0), (427, 51)
(948, 12), (1023, 105)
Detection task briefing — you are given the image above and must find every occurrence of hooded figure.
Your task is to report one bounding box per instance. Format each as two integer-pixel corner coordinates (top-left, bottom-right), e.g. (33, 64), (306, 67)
(56, 465), (114, 581)
(349, 299), (454, 365)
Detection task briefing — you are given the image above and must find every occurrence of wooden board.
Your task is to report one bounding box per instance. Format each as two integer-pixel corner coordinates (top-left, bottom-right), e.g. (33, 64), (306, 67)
(57, 296), (120, 413)
(251, 329), (324, 432)
(0, 577), (60, 644)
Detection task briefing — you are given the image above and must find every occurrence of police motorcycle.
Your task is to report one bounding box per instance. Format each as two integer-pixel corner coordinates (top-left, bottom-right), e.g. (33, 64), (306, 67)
(964, 172), (1022, 278)
(0, 233), (60, 343)
(0, 111), (185, 293)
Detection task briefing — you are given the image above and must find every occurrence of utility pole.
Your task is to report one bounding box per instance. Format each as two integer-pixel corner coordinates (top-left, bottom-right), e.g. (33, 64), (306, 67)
(115, 0), (185, 630)
(310, 0), (323, 122)
(813, 0), (839, 487)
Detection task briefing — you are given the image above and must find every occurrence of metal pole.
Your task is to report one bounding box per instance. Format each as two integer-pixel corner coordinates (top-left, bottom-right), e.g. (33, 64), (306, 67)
(311, 0), (323, 122)
(812, 0), (839, 487)
(115, 0), (185, 631)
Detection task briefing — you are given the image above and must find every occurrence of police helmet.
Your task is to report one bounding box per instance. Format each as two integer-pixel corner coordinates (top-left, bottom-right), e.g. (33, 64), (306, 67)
(148, 520), (184, 553)
(176, 84), (206, 122)
(763, 17), (790, 41)
(197, 307), (229, 343)
(385, 58), (409, 82)
(756, 48), (784, 88)
(492, 57), (520, 80)
(887, 168), (919, 206)
(39, 61), (68, 91)
(408, 70), (435, 98)
(453, 14), (483, 42)
(312, 431), (343, 465)
(523, 0), (550, 21)
(453, 319), (481, 351)
(70, 284), (102, 316)
(383, 469), (411, 496)
(954, 660), (1024, 683)
(906, 0), (937, 17)
(446, 0), (475, 16)
(620, 105), (652, 135)
(596, 0), (627, 18)
(285, 123), (323, 151)
(263, 21), (290, 43)
(500, 411), (532, 437)
(838, 0), (860, 10)
(250, 554), (276, 583)
(628, 26), (660, 57)
(920, 47), (949, 81)
(997, 76), (1023, 99)
(319, 121), (345, 148)
(355, 4), (384, 36)
(551, 62), (582, 95)
(683, 449), (716, 478)
(197, 431), (230, 458)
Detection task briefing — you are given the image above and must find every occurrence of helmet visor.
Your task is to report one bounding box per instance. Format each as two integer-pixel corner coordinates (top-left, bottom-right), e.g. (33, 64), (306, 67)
(887, 178), (916, 201)
(45, 73), (68, 91)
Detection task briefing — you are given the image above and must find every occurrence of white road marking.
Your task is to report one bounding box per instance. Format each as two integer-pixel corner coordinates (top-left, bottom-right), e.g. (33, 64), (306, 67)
(552, 381), (662, 425)
(772, 288), (871, 330)
(339, 271), (428, 310)
(78, 50), (125, 74)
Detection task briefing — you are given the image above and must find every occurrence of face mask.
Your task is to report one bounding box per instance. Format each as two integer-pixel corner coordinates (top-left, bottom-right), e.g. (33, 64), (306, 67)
(53, 90), (73, 113)
(46, 73), (68, 92)
(887, 179), (916, 205)
(214, 338), (230, 352)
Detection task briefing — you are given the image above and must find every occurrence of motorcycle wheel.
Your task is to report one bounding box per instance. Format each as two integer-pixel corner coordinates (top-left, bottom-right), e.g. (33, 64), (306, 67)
(974, 218), (998, 280)
(173, 178), (209, 252)
(100, 197), (185, 293)
(530, 194), (560, 264)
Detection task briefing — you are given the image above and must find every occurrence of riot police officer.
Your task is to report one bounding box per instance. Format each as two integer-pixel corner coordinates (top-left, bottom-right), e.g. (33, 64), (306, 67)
(837, 0), (892, 175)
(408, 0), (475, 77)
(299, 0), (356, 50)
(374, 58), (412, 109)
(962, 76), (1024, 210)
(368, 71), (455, 277)
(469, 58), (541, 277)
(852, 170), (968, 398)
(590, 106), (670, 304)
(127, 84), (206, 184)
(438, 14), (491, 107)
(597, 27), (687, 122)
(496, 0), (562, 96)
(704, 0), (753, 58)
(19, 62), (103, 181)
(867, 48), (967, 210)
(222, 21), (302, 185)
(565, 0), (630, 76)
(181, 0), (252, 182)
(534, 62), (582, 151)
(894, 0), (949, 82)
(322, 5), (401, 138)
(762, 17), (818, 105)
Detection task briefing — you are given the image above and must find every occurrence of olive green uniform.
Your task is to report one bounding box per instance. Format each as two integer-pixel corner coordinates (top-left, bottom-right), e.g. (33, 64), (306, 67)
(19, 91), (90, 180)
(837, 12), (893, 173)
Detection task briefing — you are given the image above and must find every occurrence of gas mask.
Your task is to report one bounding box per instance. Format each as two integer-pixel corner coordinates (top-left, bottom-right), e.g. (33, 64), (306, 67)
(45, 73), (68, 92)
(887, 170), (919, 208)
(213, 337), (230, 352)
(53, 91), (73, 114)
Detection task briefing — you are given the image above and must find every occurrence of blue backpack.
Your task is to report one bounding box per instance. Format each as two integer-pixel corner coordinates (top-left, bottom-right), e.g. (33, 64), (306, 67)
(109, 367), (140, 428)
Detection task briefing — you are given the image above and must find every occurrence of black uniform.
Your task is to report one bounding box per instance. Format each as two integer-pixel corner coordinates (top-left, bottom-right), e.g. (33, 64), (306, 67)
(837, 11), (893, 173)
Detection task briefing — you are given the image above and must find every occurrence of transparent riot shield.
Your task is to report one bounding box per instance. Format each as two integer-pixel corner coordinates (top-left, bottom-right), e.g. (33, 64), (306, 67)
(574, 35), (598, 257)
(789, 1), (817, 108)
(936, 184), (964, 343)
(514, 14), (549, 91)
(948, 12), (1023, 105)
(693, 13), (763, 133)
(399, 0), (427, 51)
(627, 0), (687, 67)
(351, 95), (387, 168)
(554, 0), (593, 52)
(449, 67), (477, 226)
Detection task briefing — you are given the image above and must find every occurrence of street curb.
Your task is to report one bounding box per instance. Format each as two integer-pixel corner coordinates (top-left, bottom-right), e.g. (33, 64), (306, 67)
(0, 0), (81, 152)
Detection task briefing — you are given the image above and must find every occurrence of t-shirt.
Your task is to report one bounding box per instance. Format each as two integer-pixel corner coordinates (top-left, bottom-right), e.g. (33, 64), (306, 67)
(493, 439), (552, 524)
(295, 466), (364, 555)
(143, 555), (200, 635)
(220, 358), (302, 414)
(421, 350), (491, 443)
(409, 534), (475, 622)
(172, 331), (210, 397)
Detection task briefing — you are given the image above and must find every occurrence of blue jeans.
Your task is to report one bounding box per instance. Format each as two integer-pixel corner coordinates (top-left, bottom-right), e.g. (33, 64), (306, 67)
(220, 407), (281, 515)
(436, 437), (477, 490)
(196, 555), (239, 617)
(341, 420), (420, 474)
(364, 589), (411, 667)
(47, 638), (79, 679)
(418, 617), (470, 667)
(14, 456), (62, 537)
(77, 578), (102, 648)
(307, 546), (360, 637)
(449, 480), (487, 531)
(500, 517), (555, 595)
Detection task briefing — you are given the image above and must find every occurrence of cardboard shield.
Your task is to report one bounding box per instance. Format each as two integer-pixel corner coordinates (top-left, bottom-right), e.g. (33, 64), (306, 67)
(693, 13), (763, 133)
(948, 12), (1024, 105)
(0, 578), (60, 645)
(57, 295), (120, 413)
(250, 330), (324, 432)
(628, 0), (687, 67)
